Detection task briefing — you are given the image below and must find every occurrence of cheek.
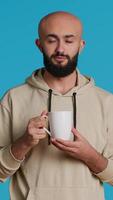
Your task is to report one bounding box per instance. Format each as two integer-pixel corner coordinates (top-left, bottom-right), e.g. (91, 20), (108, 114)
(42, 45), (56, 57)
(68, 41), (81, 55)
(67, 48), (79, 58)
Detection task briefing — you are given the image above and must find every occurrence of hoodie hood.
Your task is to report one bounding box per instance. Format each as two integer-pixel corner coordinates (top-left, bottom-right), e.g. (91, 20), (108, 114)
(26, 67), (95, 96)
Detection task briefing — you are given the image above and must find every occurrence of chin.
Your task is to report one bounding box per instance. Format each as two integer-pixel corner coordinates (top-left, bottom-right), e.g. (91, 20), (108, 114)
(55, 62), (68, 67)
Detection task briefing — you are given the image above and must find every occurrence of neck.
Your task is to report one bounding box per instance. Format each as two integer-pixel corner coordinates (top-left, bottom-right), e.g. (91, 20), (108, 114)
(43, 69), (77, 94)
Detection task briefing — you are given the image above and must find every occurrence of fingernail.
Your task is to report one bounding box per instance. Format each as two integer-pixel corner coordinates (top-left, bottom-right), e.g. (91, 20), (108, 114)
(51, 138), (56, 142)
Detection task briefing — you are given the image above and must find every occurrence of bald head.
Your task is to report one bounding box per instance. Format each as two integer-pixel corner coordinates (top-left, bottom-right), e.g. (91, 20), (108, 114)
(38, 11), (83, 39)
(36, 11), (85, 78)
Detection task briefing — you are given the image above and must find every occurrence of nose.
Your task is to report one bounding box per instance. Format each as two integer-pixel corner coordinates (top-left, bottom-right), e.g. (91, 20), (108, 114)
(55, 41), (65, 54)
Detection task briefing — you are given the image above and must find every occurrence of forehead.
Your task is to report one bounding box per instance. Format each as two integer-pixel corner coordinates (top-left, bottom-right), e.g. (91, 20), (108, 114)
(40, 15), (82, 37)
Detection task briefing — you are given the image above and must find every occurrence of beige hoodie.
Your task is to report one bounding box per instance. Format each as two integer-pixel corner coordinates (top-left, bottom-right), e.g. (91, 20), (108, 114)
(0, 68), (113, 200)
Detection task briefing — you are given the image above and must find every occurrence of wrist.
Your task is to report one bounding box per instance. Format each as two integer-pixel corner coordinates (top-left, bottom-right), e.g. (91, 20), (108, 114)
(11, 135), (33, 161)
(84, 148), (108, 174)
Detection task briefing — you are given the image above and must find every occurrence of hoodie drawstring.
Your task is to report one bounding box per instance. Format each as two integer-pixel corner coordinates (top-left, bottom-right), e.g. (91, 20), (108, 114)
(48, 89), (52, 112)
(73, 92), (76, 141)
(48, 89), (53, 144)
(47, 90), (77, 144)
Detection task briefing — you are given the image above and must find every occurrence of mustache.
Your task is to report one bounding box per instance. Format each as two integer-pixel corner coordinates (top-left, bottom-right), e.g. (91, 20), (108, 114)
(51, 52), (70, 59)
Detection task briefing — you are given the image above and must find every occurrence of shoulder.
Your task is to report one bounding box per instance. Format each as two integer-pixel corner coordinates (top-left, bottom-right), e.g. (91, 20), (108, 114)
(2, 83), (34, 99)
(94, 85), (113, 97)
(93, 86), (113, 107)
(0, 83), (35, 110)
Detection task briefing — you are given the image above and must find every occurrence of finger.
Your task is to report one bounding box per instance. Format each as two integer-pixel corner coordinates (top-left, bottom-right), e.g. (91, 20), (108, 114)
(29, 114), (47, 124)
(37, 134), (47, 139)
(29, 127), (46, 135)
(41, 110), (48, 116)
(29, 121), (44, 129)
(35, 121), (46, 128)
(52, 139), (74, 152)
(71, 128), (82, 139)
(36, 128), (46, 134)
(31, 133), (46, 141)
(41, 111), (48, 119)
(32, 115), (48, 126)
(52, 138), (76, 148)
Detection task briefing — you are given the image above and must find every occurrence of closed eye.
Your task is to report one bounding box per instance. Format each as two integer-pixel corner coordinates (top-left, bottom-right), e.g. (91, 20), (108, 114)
(65, 40), (74, 43)
(47, 40), (56, 43)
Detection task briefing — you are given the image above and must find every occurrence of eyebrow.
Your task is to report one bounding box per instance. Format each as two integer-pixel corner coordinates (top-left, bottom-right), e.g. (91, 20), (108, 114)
(46, 34), (77, 39)
(64, 35), (76, 38)
(46, 34), (58, 39)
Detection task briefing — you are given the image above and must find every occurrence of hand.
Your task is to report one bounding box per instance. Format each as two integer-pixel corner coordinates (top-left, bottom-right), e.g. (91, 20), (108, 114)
(51, 128), (92, 161)
(51, 128), (108, 173)
(24, 110), (48, 147)
(11, 111), (48, 160)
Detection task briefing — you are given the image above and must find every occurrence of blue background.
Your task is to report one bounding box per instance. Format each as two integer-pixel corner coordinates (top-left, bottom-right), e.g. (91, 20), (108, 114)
(0, 0), (113, 199)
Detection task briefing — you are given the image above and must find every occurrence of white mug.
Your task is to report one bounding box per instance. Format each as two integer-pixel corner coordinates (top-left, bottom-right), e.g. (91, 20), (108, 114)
(47, 111), (73, 140)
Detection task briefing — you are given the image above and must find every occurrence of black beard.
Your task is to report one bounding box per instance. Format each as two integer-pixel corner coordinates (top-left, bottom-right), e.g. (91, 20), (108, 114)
(42, 51), (79, 77)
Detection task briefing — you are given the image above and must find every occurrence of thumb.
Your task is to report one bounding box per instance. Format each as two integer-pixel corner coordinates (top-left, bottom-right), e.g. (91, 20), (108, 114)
(71, 128), (81, 139)
(40, 110), (48, 119)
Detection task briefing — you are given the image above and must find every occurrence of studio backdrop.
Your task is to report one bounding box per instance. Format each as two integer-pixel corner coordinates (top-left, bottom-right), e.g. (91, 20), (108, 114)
(0, 1), (113, 199)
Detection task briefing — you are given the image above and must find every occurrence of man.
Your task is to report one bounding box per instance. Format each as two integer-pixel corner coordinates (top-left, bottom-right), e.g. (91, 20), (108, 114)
(0, 11), (113, 200)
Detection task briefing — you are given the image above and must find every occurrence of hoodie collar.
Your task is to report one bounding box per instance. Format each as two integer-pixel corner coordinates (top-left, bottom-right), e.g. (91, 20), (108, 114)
(26, 67), (95, 96)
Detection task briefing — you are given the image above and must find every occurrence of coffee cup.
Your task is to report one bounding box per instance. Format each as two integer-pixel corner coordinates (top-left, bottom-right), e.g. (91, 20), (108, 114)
(46, 111), (73, 140)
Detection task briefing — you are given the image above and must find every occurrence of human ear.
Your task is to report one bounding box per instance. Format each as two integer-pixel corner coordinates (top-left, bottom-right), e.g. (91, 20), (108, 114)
(35, 39), (43, 52)
(79, 40), (85, 54)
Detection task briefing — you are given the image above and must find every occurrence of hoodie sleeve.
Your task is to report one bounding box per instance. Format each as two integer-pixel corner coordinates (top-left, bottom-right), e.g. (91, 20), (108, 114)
(0, 93), (23, 182)
(94, 95), (113, 185)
